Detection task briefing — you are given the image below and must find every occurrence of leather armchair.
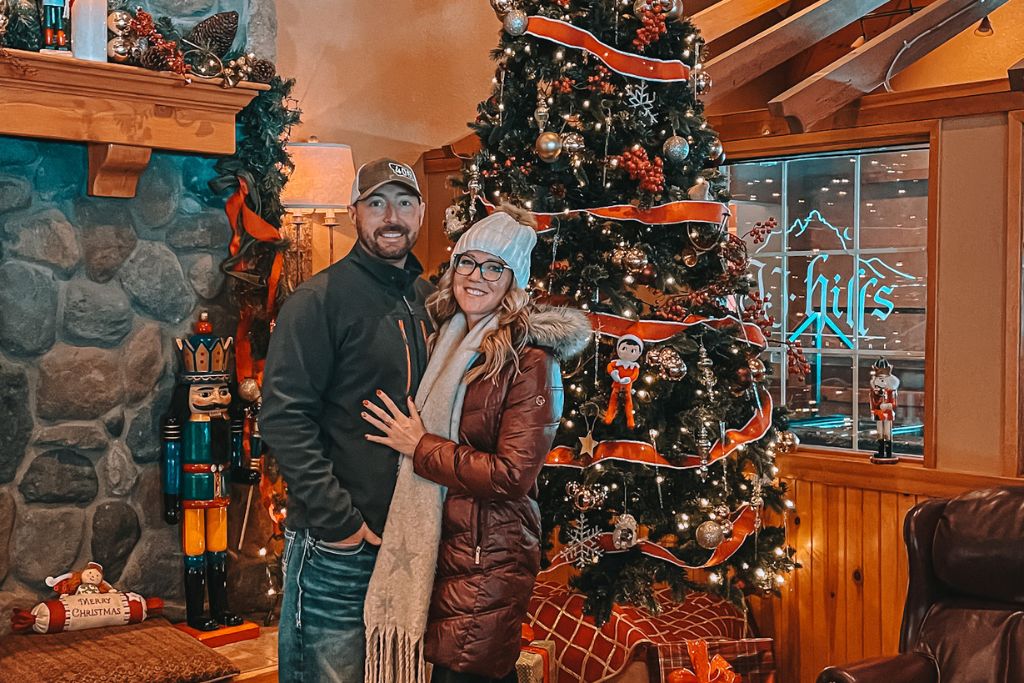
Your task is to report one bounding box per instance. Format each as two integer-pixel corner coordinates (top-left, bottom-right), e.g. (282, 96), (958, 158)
(817, 486), (1024, 683)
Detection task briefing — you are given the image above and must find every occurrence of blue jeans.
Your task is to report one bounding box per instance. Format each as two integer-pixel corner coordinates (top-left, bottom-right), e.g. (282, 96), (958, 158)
(278, 529), (378, 683)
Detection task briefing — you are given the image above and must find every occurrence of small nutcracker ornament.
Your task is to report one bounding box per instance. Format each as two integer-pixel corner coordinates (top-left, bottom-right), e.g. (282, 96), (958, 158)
(869, 357), (900, 464)
(162, 311), (261, 631)
(603, 334), (643, 429)
(39, 0), (68, 51)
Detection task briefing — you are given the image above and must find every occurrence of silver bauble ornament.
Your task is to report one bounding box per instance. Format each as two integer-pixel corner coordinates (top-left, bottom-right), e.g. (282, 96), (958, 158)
(664, 0), (684, 20)
(696, 520), (724, 549)
(536, 131), (563, 163)
(238, 378), (262, 403)
(663, 135), (690, 164)
(694, 70), (713, 95)
(561, 132), (585, 154)
(107, 10), (132, 36)
(503, 9), (529, 36)
(534, 105), (550, 129)
(490, 0), (515, 17)
(708, 137), (724, 160)
(107, 37), (134, 63)
(612, 513), (639, 550)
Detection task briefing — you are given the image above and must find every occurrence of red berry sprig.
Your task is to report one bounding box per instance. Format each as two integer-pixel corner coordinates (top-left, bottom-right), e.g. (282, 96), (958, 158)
(633, 4), (668, 51)
(616, 147), (665, 193)
(743, 291), (775, 339)
(787, 341), (812, 377)
(553, 77), (574, 94)
(587, 66), (615, 94)
(748, 217), (778, 244)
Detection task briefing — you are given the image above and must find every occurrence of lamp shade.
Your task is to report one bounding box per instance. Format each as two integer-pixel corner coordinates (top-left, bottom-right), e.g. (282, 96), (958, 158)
(280, 142), (356, 210)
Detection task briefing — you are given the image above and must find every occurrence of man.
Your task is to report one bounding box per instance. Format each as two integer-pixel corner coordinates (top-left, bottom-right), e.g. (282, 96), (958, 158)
(260, 158), (432, 682)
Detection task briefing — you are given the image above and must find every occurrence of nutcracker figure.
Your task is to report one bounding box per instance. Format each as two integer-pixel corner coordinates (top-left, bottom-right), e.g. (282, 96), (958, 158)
(40, 0), (69, 51)
(162, 311), (261, 631)
(603, 334), (643, 429)
(869, 357), (900, 464)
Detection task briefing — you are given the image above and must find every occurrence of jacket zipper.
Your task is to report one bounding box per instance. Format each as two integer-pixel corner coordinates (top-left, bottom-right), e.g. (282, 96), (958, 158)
(397, 320), (412, 395)
(474, 500), (487, 565)
(401, 296), (422, 391)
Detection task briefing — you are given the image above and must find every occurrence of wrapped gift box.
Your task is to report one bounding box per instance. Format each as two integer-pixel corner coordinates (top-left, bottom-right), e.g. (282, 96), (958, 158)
(517, 639), (556, 683)
(651, 637), (776, 683)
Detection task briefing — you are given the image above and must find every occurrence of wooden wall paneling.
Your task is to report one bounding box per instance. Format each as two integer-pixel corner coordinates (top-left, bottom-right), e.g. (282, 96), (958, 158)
(860, 489), (882, 659)
(877, 491), (901, 657)
(1008, 111), (1024, 476)
(845, 487), (863, 662)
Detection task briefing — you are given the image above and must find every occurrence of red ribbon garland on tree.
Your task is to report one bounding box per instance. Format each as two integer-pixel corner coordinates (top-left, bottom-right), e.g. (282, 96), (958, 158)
(524, 16), (691, 82)
(481, 198), (730, 232)
(540, 505), (758, 575)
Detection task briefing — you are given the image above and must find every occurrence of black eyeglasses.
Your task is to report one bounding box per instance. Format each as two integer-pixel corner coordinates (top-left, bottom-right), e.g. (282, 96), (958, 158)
(453, 253), (508, 282)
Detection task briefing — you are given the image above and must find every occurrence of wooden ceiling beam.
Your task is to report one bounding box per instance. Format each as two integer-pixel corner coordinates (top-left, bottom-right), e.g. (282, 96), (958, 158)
(691, 0), (792, 44)
(701, 0), (888, 108)
(1010, 57), (1024, 92)
(769, 0), (1011, 133)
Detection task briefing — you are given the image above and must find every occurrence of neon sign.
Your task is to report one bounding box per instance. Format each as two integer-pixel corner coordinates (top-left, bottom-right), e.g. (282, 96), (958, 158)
(749, 211), (916, 349)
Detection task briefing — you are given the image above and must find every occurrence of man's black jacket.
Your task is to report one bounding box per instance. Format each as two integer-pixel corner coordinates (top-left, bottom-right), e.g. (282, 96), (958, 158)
(260, 242), (432, 541)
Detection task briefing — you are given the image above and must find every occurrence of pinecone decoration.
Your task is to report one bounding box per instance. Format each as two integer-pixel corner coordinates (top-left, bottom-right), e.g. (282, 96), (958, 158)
(186, 10), (237, 57)
(139, 46), (168, 71)
(249, 58), (276, 84)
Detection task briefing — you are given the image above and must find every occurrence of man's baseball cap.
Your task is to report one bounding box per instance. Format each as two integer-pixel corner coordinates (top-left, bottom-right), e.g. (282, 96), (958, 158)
(350, 158), (422, 204)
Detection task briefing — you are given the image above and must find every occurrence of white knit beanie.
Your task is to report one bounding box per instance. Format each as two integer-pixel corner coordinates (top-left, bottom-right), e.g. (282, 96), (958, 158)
(451, 211), (537, 289)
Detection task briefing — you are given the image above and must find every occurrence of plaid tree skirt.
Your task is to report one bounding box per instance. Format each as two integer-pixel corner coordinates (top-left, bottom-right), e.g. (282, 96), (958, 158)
(525, 582), (747, 683)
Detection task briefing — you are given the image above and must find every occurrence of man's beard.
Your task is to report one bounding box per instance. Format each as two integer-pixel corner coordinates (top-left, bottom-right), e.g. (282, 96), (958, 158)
(358, 224), (414, 261)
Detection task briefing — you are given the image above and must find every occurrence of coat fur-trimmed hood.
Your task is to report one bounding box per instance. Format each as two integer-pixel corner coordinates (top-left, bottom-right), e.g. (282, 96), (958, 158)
(525, 304), (592, 362)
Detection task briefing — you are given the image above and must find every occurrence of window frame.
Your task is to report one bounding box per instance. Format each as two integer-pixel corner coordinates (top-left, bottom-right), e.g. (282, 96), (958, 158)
(721, 120), (940, 468)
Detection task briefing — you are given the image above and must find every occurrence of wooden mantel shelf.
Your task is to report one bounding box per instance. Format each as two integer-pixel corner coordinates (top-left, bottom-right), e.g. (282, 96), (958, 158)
(0, 48), (268, 197)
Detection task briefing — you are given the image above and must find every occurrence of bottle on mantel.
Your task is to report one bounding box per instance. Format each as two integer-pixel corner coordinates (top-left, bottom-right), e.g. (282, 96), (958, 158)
(71, 0), (107, 62)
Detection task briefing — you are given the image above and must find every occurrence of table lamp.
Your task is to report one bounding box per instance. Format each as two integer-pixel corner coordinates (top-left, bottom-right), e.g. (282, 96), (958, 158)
(280, 139), (356, 281)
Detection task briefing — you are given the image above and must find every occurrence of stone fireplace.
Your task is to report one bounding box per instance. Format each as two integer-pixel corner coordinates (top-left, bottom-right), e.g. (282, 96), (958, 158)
(0, 0), (279, 628)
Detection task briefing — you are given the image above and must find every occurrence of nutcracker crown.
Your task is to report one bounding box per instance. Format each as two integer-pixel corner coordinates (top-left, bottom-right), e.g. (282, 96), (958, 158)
(175, 311), (233, 384)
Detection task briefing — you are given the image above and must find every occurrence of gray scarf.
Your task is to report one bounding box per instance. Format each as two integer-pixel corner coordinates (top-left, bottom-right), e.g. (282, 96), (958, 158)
(364, 312), (498, 683)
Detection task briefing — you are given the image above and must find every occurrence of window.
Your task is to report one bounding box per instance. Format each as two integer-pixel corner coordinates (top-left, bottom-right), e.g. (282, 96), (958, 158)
(728, 146), (928, 456)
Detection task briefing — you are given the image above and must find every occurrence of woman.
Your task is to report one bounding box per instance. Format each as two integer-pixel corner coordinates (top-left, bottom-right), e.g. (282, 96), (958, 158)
(360, 207), (591, 683)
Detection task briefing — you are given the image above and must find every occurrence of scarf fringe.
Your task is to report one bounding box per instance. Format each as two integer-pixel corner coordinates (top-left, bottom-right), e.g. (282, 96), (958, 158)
(365, 625), (430, 683)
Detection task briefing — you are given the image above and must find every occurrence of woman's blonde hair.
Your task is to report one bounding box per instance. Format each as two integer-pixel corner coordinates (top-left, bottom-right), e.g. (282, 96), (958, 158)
(427, 206), (536, 382)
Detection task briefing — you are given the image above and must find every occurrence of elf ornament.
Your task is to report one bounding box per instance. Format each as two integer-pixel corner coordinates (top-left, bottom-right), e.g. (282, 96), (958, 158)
(162, 311), (261, 631)
(603, 334), (644, 429)
(869, 358), (900, 464)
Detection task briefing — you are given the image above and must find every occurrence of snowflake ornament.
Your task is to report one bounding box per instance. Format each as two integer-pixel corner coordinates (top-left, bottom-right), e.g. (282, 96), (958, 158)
(625, 82), (657, 126)
(564, 515), (603, 568)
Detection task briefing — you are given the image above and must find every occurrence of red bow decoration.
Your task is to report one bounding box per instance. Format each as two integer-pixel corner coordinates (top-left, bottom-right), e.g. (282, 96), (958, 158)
(667, 640), (740, 683)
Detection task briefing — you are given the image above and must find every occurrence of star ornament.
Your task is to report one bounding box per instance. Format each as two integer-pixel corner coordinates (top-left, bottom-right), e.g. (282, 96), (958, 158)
(578, 431), (598, 458)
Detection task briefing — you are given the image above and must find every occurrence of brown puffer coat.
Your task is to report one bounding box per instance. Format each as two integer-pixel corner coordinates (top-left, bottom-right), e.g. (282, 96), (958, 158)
(412, 305), (591, 679)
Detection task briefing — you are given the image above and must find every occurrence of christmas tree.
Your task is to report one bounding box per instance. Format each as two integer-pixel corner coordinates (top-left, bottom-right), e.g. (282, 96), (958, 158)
(444, 0), (799, 623)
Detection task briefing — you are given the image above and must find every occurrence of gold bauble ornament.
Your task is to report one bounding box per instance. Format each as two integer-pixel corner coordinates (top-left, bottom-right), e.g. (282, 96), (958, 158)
(535, 131), (563, 163)
(106, 10), (132, 36)
(106, 36), (134, 63)
(238, 377), (262, 403)
(696, 520), (724, 549)
(749, 357), (767, 383)
(503, 9), (529, 36)
(708, 137), (724, 160)
(623, 246), (648, 273)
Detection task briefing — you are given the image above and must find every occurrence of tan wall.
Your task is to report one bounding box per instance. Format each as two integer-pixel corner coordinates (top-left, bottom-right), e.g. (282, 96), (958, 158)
(933, 114), (1011, 475)
(274, 0), (497, 167)
(892, 1), (1024, 91)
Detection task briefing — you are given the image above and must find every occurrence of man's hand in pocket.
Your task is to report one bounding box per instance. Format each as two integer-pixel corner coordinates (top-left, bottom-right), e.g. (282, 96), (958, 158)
(322, 523), (382, 550)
